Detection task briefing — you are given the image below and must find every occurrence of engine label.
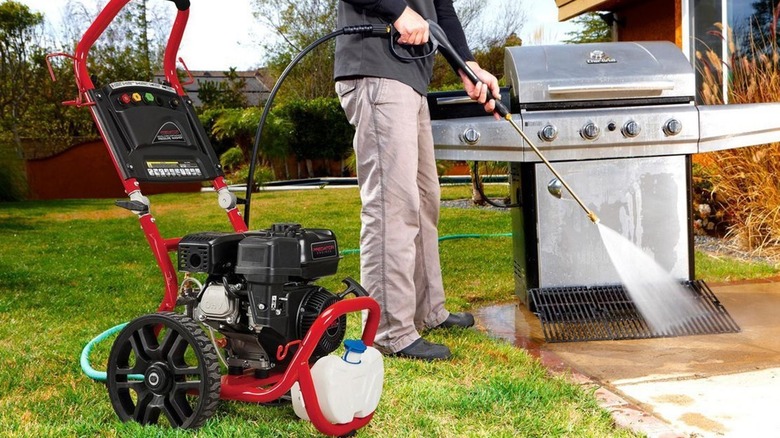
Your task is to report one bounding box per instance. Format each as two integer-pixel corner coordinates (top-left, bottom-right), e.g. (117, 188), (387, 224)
(311, 240), (338, 259)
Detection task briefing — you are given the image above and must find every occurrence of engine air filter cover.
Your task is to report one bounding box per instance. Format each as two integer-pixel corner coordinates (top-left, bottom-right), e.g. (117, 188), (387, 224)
(177, 232), (244, 274)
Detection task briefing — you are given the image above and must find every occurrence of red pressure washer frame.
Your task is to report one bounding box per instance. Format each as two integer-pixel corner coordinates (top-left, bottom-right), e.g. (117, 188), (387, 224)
(54, 0), (380, 435)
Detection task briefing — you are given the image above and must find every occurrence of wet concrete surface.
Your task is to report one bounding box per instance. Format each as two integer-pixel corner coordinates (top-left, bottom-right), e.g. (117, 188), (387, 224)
(475, 278), (780, 437)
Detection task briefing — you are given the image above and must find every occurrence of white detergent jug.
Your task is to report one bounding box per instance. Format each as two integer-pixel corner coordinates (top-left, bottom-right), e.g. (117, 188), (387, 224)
(291, 339), (384, 424)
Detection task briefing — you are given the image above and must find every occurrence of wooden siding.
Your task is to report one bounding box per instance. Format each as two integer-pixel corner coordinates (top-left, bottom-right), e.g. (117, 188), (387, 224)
(26, 140), (201, 200)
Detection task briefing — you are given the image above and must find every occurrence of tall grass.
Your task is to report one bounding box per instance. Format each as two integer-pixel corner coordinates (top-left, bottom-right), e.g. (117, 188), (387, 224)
(698, 20), (780, 257)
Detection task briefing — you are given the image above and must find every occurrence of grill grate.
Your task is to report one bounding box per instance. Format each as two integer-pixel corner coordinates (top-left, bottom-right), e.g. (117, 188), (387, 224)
(529, 280), (740, 343)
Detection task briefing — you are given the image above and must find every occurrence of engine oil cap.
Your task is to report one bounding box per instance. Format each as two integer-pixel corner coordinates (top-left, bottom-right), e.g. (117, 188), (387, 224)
(343, 339), (367, 364)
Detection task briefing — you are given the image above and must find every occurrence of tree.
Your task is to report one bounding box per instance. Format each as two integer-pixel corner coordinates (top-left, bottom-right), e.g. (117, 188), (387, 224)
(732, 1), (780, 56)
(63, 0), (171, 84)
(456, 0), (527, 51)
(562, 12), (613, 44)
(252, 0), (528, 101)
(0, 0), (44, 156)
(197, 68), (250, 110)
(0, 1), (48, 200)
(0, 1), (95, 148)
(251, 0), (337, 101)
(430, 32), (523, 90)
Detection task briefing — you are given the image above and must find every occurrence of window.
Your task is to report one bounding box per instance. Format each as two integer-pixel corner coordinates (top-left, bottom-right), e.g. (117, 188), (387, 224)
(688, 0), (780, 103)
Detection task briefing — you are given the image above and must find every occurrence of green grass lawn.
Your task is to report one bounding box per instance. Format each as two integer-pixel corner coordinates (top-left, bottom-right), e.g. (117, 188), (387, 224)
(0, 185), (772, 437)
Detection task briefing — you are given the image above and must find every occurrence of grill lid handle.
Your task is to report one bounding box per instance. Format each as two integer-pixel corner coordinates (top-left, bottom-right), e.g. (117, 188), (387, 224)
(436, 96), (475, 105)
(547, 81), (675, 97)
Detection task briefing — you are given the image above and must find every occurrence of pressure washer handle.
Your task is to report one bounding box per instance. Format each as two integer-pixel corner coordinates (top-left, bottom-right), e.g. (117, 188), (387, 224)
(427, 20), (509, 118)
(343, 23), (392, 36)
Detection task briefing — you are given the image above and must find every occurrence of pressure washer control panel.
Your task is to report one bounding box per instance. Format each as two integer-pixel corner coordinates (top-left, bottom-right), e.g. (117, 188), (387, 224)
(87, 81), (222, 182)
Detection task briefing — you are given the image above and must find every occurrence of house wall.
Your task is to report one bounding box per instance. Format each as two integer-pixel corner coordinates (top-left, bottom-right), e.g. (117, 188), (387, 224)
(613, 0), (678, 44)
(26, 141), (201, 200)
(555, 0), (682, 47)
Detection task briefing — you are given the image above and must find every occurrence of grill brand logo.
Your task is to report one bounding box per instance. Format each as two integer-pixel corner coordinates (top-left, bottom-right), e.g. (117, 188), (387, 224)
(153, 121), (185, 143)
(586, 50), (617, 64)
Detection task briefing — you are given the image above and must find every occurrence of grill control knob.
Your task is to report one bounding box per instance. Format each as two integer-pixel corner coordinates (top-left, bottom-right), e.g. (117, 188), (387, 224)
(462, 128), (480, 145)
(580, 122), (600, 141)
(663, 119), (683, 136)
(538, 124), (558, 142)
(622, 120), (641, 138)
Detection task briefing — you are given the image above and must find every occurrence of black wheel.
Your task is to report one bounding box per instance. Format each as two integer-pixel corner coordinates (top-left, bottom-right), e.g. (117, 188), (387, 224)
(107, 312), (221, 429)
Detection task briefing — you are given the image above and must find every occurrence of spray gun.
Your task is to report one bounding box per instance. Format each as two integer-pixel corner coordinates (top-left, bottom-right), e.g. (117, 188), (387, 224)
(426, 21), (599, 224)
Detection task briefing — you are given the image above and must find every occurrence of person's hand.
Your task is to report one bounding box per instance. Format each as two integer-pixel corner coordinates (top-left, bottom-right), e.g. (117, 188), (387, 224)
(393, 7), (429, 45)
(459, 61), (501, 119)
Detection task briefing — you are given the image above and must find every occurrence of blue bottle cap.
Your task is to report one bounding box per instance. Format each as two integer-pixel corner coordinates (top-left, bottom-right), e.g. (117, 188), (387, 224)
(343, 339), (367, 354)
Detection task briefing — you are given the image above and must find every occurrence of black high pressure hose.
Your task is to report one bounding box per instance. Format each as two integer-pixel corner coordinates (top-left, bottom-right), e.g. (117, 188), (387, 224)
(243, 24), (390, 228)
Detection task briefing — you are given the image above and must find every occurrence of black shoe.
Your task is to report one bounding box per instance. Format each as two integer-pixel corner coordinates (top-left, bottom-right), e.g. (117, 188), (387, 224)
(392, 338), (451, 361)
(435, 312), (475, 329)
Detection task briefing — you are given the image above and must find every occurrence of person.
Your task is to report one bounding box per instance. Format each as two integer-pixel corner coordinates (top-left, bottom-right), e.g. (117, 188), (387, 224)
(334, 0), (501, 361)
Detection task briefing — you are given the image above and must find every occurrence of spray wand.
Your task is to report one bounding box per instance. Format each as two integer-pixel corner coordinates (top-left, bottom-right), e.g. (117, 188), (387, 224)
(427, 21), (599, 224)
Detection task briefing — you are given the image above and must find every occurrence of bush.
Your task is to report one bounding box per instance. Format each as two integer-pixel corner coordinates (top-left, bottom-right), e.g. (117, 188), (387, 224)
(280, 98), (354, 161)
(202, 107), (291, 168)
(0, 140), (27, 202)
(220, 146), (244, 173)
(691, 162), (729, 237)
(228, 164), (275, 190)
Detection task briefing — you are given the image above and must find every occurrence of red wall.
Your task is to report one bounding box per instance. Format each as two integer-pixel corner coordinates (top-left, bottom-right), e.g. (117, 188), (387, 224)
(26, 141), (202, 200)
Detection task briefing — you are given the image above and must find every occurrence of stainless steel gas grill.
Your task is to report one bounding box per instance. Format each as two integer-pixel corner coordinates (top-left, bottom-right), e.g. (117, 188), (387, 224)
(431, 41), (780, 342)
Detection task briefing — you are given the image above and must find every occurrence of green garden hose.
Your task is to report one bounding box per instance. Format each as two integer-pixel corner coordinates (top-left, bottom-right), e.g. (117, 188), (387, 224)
(339, 233), (511, 255)
(80, 322), (143, 382)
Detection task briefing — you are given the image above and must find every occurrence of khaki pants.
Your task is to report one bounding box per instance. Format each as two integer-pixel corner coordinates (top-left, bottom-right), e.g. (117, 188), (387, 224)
(336, 77), (449, 353)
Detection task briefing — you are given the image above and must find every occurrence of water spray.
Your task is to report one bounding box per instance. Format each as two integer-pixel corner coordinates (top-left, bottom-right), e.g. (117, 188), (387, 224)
(427, 21), (599, 224)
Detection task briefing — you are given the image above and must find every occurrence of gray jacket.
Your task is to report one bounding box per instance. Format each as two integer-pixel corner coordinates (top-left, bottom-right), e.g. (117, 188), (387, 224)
(334, 0), (473, 96)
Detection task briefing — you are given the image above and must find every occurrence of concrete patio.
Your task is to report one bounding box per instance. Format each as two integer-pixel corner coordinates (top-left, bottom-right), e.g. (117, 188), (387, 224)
(476, 278), (780, 437)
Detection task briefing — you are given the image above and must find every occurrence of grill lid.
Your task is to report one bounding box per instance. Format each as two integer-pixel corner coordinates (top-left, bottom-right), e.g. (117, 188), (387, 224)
(505, 41), (696, 105)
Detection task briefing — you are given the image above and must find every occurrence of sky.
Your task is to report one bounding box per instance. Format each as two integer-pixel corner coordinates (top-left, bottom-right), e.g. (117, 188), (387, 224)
(19, 0), (579, 71)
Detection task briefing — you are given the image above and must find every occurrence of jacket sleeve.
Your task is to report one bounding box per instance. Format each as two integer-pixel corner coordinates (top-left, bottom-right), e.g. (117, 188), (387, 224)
(341, 0), (408, 22)
(434, 0), (476, 62)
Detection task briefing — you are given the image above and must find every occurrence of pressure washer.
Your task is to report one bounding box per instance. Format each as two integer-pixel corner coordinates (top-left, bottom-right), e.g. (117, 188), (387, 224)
(49, 1), (388, 435)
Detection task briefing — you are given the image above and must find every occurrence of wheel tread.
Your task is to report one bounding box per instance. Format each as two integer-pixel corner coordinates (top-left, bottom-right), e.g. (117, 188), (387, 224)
(159, 312), (221, 429)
